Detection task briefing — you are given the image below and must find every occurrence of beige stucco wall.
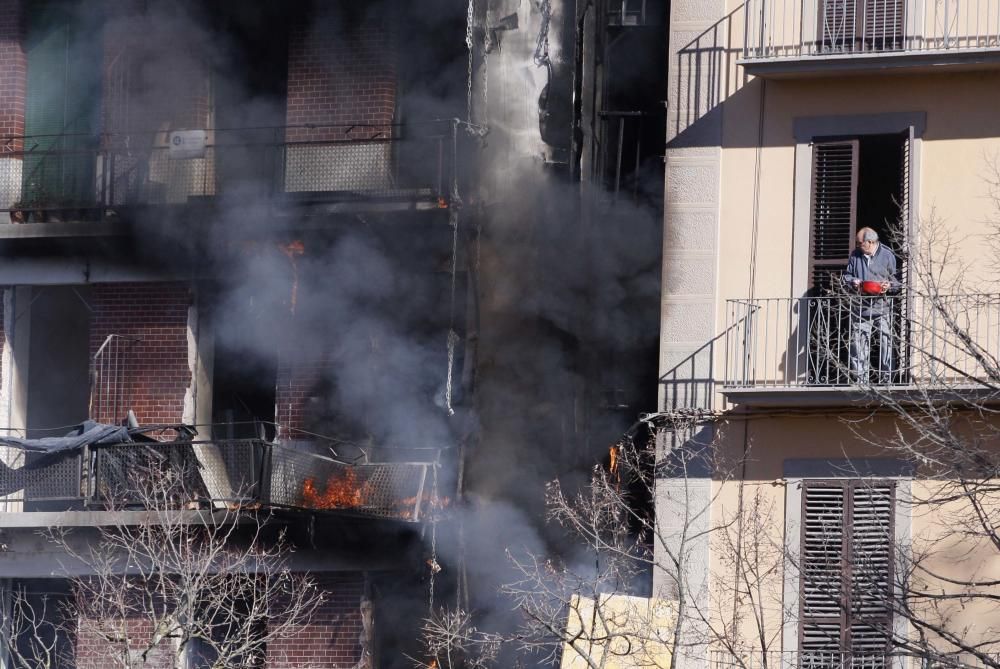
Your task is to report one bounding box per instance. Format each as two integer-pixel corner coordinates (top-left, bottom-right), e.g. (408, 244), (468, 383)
(718, 72), (1000, 306)
(660, 3), (1000, 653)
(695, 414), (1000, 656)
(661, 0), (1000, 406)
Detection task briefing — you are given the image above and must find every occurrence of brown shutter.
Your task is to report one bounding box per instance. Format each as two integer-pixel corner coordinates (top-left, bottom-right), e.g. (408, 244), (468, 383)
(810, 139), (859, 291)
(801, 483), (847, 653)
(897, 127), (912, 282)
(800, 481), (895, 660)
(849, 484), (894, 658)
(864, 0), (905, 51)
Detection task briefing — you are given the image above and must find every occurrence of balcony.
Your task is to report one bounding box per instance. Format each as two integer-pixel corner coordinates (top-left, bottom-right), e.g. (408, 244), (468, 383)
(710, 650), (1000, 669)
(0, 438), (435, 524)
(0, 121), (462, 239)
(742, 0), (1000, 77)
(723, 294), (1000, 405)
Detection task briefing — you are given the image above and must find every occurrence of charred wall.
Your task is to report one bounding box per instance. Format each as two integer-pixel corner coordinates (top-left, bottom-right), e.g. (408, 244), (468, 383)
(0, 0), (668, 666)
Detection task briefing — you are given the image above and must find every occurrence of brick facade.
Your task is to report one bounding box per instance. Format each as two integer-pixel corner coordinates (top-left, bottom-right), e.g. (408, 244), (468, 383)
(286, 7), (397, 142)
(0, 0), (25, 148)
(275, 346), (329, 440)
(267, 573), (367, 668)
(89, 282), (192, 427)
(76, 615), (174, 669)
(70, 573), (366, 668)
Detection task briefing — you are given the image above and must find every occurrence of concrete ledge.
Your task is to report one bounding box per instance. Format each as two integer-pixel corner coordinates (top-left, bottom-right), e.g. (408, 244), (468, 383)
(740, 47), (1000, 78)
(722, 384), (1000, 407)
(0, 221), (129, 239)
(0, 509), (241, 528)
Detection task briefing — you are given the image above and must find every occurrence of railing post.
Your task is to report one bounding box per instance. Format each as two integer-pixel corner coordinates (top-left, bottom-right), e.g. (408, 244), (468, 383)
(258, 441), (273, 506)
(759, 0), (769, 58)
(81, 443), (90, 505)
(743, 304), (755, 385)
(944, 0), (952, 48)
(743, 0), (751, 57)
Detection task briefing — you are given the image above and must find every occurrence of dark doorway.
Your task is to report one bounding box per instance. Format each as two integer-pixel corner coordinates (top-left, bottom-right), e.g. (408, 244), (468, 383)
(857, 133), (906, 255)
(204, 286), (278, 440)
(26, 286), (92, 438)
(211, 340), (277, 442)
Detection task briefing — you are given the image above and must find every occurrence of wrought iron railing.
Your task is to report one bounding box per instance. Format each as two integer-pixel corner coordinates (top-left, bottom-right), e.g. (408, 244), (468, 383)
(709, 650), (1000, 669)
(743, 0), (1000, 61)
(0, 121), (461, 222)
(724, 293), (1000, 389)
(0, 439), (434, 522)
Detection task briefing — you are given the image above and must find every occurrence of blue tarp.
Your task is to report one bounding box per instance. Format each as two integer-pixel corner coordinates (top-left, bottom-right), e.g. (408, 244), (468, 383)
(0, 420), (131, 456)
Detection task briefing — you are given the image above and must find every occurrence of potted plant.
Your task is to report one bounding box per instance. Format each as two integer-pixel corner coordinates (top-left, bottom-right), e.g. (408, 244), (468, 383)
(8, 200), (25, 224)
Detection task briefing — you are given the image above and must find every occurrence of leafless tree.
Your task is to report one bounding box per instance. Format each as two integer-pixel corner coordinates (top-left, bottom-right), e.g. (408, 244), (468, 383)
(4, 450), (326, 669)
(1, 585), (70, 669)
(419, 420), (787, 669)
(806, 198), (1000, 666)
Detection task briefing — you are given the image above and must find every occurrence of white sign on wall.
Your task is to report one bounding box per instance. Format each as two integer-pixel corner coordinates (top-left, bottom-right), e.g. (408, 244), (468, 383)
(167, 130), (207, 160)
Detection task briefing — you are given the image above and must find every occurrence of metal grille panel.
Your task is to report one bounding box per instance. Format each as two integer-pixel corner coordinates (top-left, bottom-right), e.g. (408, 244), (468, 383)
(0, 450), (83, 502)
(267, 444), (430, 521)
(284, 142), (394, 193)
(0, 439), (433, 521)
(0, 124), (456, 221)
(93, 440), (263, 506)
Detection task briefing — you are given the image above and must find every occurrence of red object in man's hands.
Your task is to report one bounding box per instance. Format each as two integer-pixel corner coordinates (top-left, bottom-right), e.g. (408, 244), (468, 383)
(860, 280), (884, 295)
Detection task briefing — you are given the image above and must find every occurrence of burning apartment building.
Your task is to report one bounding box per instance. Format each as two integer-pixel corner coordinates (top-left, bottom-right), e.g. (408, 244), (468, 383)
(0, 0), (667, 667)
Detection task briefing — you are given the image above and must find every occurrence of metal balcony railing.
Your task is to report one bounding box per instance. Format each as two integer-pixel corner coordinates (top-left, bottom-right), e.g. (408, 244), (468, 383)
(608, 0), (648, 26)
(743, 0), (1000, 61)
(0, 439), (434, 522)
(0, 122), (461, 222)
(709, 650), (1000, 669)
(724, 293), (1000, 390)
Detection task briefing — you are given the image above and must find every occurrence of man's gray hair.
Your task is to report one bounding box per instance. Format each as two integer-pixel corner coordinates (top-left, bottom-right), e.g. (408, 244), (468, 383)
(861, 228), (879, 242)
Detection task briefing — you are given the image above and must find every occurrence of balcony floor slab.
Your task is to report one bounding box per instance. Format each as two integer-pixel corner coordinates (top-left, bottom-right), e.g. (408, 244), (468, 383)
(740, 47), (1000, 79)
(722, 384), (1000, 407)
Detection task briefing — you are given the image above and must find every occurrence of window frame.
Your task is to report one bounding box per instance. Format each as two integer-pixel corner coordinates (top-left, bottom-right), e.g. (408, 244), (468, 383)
(781, 458), (912, 668)
(798, 478), (897, 657)
(792, 112), (924, 300)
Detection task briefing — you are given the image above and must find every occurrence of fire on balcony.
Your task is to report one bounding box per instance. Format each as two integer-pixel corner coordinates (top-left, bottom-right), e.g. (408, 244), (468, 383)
(0, 421), (438, 522)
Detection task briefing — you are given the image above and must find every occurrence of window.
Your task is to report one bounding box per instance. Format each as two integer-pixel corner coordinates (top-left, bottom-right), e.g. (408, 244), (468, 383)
(818, 0), (905, 53)
(809, 133), (909, 291)
(24, 0), (102, 207)
(800, 480), (895, 662)
(807, 132), (911, 385)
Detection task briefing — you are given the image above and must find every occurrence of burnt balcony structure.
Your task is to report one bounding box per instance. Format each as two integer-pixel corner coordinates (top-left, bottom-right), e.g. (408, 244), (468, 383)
(0, 429), (437, 523)
(0, 120), (471, 246)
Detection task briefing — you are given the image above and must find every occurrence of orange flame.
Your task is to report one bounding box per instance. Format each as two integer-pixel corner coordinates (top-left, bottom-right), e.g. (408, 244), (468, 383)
(302, 471), (450, 520)
(302, 469), (372, 510)
(278, 239), (305, 314)
(609, 445), (619, 475)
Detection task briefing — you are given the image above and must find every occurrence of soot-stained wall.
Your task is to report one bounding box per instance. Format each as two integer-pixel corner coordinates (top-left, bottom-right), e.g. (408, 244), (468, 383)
(286, 3), (397, 142)
(88, 282), (192, 427)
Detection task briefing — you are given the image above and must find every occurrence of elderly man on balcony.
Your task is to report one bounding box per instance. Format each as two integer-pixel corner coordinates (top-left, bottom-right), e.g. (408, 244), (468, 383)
(843, 227), (902, 384)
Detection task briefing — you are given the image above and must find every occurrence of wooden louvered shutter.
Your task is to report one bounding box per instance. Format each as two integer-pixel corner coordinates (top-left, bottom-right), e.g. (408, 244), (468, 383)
(801, 481), (895, 660)
(864, 0), (905, 51)
(849, 484), (894, 658)
(897, 127), (912, 284)
(810, 140), (859, 291)
(801, 484), (846, 653)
